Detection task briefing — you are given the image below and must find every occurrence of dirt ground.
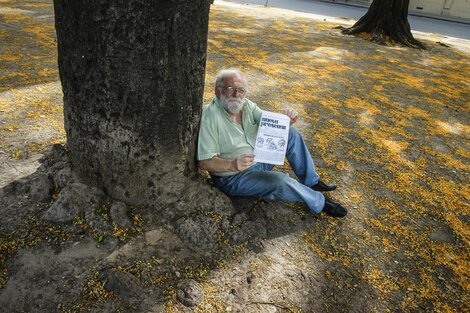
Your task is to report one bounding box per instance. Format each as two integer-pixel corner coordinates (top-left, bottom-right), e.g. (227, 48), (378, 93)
(0, 0), (469, 312)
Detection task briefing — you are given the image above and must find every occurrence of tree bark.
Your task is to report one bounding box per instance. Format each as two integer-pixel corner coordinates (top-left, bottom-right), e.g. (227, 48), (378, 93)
(342, 0), (425, 49)
(54, 0), (211, 208)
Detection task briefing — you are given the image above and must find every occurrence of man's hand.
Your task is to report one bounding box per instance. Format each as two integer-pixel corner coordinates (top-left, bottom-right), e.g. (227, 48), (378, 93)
(282, 108), (298, 124)
(233, 153), (255, 172)
(199, 154), (254, 173)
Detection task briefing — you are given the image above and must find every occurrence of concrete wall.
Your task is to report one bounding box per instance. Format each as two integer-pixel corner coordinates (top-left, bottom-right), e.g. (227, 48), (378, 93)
(410, 0), (446, 16)
(443, 0), (470, 19)
(411, 0), (470, 20)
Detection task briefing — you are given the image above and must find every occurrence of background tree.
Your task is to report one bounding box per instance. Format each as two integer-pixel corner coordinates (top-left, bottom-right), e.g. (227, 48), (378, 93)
(341, 0), (425, 49)
(53, 0), (222, 217)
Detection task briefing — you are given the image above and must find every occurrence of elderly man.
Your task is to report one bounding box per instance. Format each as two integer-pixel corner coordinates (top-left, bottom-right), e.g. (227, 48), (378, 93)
(197, 69), (347, 217)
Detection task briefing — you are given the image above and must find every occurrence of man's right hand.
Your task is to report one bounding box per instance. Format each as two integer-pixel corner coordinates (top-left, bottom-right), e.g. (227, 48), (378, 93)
(233, 153), (255, 172)
(199, 154), (255, 173)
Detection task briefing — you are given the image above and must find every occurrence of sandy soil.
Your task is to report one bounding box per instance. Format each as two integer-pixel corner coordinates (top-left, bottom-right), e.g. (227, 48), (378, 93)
(0, 0), (469, 312)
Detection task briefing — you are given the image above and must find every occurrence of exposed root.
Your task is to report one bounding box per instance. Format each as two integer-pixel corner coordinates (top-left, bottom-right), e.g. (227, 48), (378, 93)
(341, 0), (426, 49)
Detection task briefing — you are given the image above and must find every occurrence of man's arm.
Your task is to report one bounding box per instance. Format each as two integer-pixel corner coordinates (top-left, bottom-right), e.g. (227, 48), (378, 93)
(199, 154), (255, 173)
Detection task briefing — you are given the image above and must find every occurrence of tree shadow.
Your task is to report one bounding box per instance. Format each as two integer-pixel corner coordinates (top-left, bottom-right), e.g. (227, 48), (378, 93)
(0, 143), (335, 312)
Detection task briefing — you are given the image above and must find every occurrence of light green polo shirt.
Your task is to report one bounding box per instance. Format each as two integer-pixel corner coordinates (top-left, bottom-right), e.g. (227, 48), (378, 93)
(197, 98), (263, 177)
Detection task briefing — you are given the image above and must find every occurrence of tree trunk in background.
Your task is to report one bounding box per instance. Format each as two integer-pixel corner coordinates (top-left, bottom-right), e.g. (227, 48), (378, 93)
(342, 0), (425, 49)
(54, 0), (211, 208)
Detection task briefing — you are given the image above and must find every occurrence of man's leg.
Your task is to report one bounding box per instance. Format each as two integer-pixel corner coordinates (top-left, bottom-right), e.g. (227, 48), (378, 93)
(285, 127), (320, 186)
(213, 163), (325, 213)
(285, 127), (337, 191)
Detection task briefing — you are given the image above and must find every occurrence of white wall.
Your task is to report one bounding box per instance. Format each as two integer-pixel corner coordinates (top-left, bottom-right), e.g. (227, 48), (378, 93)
(409, 0), (470, 20)
(410, 0), (446, 15)
(445, 0), (470, 19)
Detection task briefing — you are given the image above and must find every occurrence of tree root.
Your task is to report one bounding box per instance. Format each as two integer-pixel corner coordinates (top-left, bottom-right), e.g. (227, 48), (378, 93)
(248, 301), (295, 312)
(341, 0), (426, 49)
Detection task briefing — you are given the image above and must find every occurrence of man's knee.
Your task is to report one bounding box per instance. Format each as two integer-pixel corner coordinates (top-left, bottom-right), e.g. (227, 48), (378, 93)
(288, 126), (300, 138)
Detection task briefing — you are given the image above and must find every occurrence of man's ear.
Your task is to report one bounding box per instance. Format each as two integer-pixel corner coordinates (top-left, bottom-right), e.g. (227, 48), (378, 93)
(215, 86), (221, 98)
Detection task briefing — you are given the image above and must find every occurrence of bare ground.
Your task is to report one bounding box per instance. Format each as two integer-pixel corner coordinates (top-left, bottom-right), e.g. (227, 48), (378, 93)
(0, 0), (469, 312)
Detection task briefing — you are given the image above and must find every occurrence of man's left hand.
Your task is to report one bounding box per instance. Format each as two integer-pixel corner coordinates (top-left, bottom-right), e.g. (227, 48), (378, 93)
(282, 108), (298, 124)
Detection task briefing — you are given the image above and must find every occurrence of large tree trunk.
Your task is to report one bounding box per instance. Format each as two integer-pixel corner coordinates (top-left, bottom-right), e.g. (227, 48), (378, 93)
(54, 0), (211, 208)
(342, 0), (425, 49)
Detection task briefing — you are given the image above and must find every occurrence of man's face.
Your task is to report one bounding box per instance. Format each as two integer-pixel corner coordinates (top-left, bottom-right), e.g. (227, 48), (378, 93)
(217, 76), (246, 114)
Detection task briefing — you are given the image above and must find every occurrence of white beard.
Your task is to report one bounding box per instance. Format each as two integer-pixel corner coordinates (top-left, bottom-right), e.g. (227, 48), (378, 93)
(219, 93), (244, 114)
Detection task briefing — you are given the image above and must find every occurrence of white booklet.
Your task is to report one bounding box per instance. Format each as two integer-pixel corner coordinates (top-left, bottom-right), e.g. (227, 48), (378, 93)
(253, 111), (290, 165)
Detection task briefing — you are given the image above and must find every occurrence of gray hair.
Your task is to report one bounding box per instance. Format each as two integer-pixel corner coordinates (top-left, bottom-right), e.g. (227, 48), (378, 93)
(215, 69), (247, 88)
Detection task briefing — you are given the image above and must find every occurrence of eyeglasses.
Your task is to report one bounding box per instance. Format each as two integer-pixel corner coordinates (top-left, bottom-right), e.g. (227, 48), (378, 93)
(219, 86), (246, 95)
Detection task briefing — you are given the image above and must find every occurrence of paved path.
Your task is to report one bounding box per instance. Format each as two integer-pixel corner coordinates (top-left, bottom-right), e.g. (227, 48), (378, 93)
(222, 0), (470, 40)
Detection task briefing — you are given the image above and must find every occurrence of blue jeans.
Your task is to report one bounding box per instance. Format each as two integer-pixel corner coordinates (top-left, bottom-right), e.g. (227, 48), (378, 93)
(212, 127), (325, 213)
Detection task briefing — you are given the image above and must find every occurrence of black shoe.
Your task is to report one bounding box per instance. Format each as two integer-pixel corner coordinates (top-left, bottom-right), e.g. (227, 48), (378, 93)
(322, 196), (347, 217)
(311, 180), (337, 192)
